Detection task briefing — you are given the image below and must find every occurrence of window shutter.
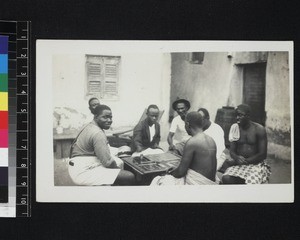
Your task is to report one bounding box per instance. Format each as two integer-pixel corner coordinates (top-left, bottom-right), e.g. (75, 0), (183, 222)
(86, 55), (120, 99)
(87, 63), (102, 98)
(103, 57), (120, 98)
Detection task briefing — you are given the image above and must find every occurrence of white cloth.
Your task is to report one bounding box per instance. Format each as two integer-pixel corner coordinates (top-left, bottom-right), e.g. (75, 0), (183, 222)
(68, 156), (120, 185)
(229, 123), (240, 142)
(169, 115), (191, 144)
(204, 122), (226, 170)
(132, 147), (164, 158)
(108, 145), (124, 169)
(150, 169), (217, 185)
(149, 124), (156, 142)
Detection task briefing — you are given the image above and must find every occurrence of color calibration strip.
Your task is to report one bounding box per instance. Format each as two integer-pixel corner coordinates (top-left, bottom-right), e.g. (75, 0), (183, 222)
(0, 35), (9, 204)
(0, 20), (30, 217)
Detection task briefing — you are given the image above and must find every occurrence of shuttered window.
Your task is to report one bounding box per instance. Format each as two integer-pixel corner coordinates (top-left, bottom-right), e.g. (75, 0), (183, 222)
(86, 55), (120, 100)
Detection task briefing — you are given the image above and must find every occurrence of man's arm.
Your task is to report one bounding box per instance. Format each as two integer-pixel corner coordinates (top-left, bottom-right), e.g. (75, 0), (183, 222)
(171, 139), (194, 178)
(152, 124), (161, 148)
(93, 132), (118, 168)
(245, 126), (267, 164)
(167, 132), (175, 150)
(230, 141), (248, 165)
(132, 123), (144, 152)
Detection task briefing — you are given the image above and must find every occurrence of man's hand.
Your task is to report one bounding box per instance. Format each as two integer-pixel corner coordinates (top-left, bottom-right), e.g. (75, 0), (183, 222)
(167, 167), (175, 175)
(168, 144), (176, 151)
(136, 146), (143, 153)
(107, 160), (118, 169)
(236, 155), (248, 165)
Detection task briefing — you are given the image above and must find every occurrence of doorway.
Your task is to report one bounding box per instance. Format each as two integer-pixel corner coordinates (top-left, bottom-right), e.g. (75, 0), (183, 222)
(243, 62), (266, 125)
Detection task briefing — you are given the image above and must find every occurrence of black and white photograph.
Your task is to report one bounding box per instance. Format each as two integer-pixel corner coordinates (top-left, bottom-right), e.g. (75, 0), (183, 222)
(36, 40), (293, 202)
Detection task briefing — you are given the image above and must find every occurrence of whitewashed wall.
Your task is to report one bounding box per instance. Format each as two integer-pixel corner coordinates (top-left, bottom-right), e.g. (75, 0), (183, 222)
(52, 53), (171, 141)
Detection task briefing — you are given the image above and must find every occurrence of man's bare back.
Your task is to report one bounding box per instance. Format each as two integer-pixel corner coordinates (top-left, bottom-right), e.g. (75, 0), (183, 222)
(188, 132), (217, 181)
(171, 131), (217, 181)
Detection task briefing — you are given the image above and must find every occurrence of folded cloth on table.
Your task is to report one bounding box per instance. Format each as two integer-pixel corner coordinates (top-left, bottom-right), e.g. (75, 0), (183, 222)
(132, 147), (164, 158)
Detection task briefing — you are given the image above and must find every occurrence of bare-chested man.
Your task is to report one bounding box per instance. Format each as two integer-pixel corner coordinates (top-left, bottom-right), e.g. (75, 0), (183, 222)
(151, 111), (217, 185)
(222, 104), (271, 184)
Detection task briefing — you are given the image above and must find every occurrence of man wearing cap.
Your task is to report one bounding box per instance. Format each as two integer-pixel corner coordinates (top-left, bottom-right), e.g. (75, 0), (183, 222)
(167, 99), (191, 155)
(221, 104), (271, 184)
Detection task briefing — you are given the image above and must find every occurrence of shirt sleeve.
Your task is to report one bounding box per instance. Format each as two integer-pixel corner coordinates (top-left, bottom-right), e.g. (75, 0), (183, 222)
(92, 131), (115, 167)
(132, 122), (144, 150)
(169, 117), (177, 133)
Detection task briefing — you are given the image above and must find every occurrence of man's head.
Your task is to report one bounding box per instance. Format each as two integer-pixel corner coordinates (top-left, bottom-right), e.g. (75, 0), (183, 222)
(235, 104), (251, 127)
(197, 108), (210, 130)
(93, 105), (112, 130)
(185, 111), (204, 136)
(146, 104), (160, 125)
(88, 97), (100, 114)
(172, 99), (190, 120)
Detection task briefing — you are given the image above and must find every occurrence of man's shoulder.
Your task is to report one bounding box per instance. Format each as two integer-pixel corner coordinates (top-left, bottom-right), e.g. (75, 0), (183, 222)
(172, 115), (181, 122)
(251, 121), (266, 131)
(134, 119), (147, 131)
(188, 132), (208, 145)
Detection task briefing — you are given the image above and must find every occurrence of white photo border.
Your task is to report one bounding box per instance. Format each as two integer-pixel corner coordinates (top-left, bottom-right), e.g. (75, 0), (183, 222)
(36, 40), (294, 202)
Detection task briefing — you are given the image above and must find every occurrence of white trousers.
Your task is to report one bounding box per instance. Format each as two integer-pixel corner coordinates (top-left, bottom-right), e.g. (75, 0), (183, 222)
(68, 156), (121, 186)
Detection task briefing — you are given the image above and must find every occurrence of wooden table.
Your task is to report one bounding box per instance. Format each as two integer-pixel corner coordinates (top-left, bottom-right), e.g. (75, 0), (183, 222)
(53, 129), (78, 159)
(53, 126), (135, 159)
(122, 152), (181, 185)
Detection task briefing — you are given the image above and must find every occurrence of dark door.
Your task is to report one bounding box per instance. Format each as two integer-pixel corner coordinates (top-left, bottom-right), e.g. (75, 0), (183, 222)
(243, 63), (266, 125)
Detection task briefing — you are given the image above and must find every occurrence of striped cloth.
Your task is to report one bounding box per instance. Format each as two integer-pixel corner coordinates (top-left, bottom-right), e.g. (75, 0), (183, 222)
(223, 161), (271, 184)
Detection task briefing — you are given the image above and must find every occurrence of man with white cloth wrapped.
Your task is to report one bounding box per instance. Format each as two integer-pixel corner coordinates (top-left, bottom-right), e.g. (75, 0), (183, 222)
(68, 105), (135, 186)
(151, 111), (217, 185)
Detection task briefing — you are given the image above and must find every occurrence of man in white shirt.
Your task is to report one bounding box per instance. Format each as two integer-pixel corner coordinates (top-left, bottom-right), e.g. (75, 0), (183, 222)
(168, 99), (191, 155)
(198, 108), (226, 170)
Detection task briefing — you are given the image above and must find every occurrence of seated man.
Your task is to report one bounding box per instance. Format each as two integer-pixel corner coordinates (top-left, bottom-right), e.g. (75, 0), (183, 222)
(88, 97), (100, 115)
(151, 111), (217, 185)
(131, 104), (164, 156)
(198, 108), (226, 171)
(167, 98), (191, 156)
(68, 105), (135, 186)
(222, 104), (271, 184)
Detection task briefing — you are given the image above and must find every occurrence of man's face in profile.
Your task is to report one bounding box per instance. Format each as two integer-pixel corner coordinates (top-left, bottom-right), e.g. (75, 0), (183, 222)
(185, 121), (192, 136)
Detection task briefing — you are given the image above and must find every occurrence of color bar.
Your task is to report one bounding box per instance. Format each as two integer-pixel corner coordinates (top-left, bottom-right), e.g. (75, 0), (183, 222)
(0, 35), (8, 203)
